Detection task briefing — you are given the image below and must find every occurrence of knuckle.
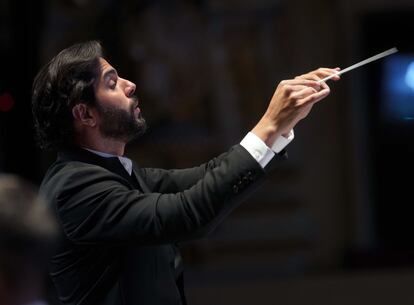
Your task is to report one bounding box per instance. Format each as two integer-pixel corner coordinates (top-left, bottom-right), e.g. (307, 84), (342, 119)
(288, 93), (300, 105)
(283, 86), (293, 96)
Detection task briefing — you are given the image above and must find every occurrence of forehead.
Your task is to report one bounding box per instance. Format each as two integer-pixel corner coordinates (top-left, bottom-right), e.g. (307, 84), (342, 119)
(98, 57), (115, 75)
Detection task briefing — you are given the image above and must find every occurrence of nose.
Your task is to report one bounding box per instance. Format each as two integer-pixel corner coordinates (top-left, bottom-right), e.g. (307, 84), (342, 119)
(124, 79), (136, 98)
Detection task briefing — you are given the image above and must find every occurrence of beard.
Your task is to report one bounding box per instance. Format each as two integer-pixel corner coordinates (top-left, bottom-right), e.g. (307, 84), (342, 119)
(96, 96), (147, 142)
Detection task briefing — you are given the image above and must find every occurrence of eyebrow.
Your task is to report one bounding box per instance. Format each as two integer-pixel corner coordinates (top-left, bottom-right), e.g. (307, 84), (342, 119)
(102, 68), (118, 80)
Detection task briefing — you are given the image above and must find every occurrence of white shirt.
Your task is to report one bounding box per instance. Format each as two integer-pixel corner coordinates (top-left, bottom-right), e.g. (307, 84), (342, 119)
(84, 130), (294, 174)
(240, 130), (294, 168)
(83, 148), (133, 175)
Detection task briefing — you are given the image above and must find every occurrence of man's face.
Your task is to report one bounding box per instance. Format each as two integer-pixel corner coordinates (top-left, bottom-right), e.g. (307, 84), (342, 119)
(93, 58), (146, 142)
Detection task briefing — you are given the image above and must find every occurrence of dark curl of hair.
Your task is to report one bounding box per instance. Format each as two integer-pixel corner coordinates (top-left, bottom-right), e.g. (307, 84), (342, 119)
(32, 41), (103, 150)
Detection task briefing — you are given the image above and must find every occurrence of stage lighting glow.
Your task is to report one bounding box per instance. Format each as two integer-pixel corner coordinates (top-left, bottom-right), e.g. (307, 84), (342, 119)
(405, 61), (414, 91)
(381, 54), (414, 122)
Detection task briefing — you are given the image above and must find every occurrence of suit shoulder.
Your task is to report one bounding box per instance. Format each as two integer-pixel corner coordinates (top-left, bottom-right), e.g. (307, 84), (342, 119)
(40, 160), (123, 197)
(43, 159), (110, 181)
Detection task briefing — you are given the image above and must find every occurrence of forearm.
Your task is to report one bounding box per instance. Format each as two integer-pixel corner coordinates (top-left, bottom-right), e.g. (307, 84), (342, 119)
(139, 149), (232, 193)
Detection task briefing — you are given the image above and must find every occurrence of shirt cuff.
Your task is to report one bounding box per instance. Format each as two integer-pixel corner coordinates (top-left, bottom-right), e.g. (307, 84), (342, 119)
(240, 132), (275, 168)
(240, 130), (294, 168)
(271, 129), (294, 153)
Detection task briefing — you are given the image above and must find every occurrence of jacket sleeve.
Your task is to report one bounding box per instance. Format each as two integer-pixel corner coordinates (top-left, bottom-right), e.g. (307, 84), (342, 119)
(47, 145), (270, 246)
(138, 146), (288, 194)
(138, 149), (233, 193)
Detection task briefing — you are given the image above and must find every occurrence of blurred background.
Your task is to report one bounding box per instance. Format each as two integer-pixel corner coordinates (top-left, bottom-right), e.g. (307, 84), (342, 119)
(1, 0), (414, 304)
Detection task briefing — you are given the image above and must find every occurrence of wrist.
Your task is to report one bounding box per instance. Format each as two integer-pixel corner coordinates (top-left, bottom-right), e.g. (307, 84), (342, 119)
(251, 117), (280, 148)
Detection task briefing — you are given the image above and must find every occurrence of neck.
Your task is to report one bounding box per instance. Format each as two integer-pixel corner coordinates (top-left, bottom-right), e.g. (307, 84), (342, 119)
(77, 135), (126, 156)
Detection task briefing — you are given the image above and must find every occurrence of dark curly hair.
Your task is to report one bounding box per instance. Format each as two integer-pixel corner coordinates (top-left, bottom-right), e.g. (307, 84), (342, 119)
(32, 41), (103, 150)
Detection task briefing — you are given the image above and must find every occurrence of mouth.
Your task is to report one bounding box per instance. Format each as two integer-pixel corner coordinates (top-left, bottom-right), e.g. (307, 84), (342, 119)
(132, 96), (140, 113)
(133, 103), (141, 115)
(133, 103), (141, 117)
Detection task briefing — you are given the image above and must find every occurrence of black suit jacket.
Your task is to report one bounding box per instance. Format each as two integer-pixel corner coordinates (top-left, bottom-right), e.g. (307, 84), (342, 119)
(40, 144), (284, 305)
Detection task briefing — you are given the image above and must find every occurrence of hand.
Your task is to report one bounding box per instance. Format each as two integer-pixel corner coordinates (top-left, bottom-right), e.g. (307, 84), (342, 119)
(251, 68), (340, 147)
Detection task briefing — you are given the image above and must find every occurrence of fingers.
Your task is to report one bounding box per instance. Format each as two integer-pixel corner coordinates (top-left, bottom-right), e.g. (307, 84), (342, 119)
(286, 85), (318, 93)
(292, 68), (338, 95)
(319, 67), (341, 82)
(290, 86), (318, 100)
(296, 67), (341, 83)
(278, 79), (322, 93)
(277, 68), (335, 106)
(280, 78), (321, 87)
(290, 85), (330, 104)
(300, 87), (330, 106)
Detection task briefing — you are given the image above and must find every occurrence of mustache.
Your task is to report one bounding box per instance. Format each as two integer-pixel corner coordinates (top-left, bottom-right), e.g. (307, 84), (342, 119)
(131, 95), (139, 108)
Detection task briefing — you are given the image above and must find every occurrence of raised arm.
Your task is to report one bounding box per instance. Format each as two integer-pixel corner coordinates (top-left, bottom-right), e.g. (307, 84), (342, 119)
(137, 149), (234, 194)
(43, 145), (264, 246)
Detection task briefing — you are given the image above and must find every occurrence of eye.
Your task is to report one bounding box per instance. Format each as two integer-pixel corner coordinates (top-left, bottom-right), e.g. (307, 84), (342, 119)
(108, 79), (117, 89)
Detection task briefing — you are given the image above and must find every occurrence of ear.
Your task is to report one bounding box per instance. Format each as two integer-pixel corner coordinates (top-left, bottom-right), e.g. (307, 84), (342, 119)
(72, 103), (97, 127)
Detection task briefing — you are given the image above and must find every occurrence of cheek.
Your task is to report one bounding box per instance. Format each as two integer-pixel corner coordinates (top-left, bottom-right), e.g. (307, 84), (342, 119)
(94, 87), (108, 104)
(95, 90), (125, 108)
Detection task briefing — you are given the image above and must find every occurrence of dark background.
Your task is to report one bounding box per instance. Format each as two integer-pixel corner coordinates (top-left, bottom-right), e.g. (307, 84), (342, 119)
(1, 0), (414, 304)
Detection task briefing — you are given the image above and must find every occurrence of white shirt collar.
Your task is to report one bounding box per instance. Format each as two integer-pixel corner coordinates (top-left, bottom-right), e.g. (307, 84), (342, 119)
(83, 148), (133, 176)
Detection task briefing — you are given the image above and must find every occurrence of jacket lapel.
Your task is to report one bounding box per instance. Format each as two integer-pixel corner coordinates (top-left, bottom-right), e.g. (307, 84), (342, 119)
(131, 163), (151, 193)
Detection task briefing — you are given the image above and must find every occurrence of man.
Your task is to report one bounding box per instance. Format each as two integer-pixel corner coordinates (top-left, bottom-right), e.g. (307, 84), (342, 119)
(32, 41), (340, 305)
(0, 174), (57, 305)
